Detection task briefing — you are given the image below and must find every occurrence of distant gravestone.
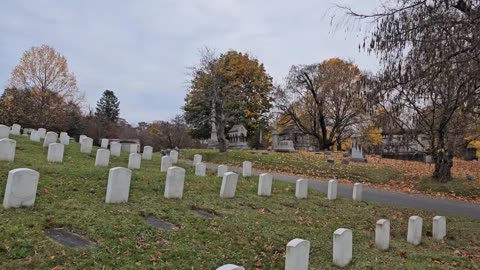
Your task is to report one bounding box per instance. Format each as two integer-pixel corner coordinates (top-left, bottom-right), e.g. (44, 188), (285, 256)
(295, 179), (308, 199)
(3, 168), (40, 209)
(128, 153), (141, 169)
(258, 173), (273, 196)
(100, 138), (109, 149)
(43, 132), (58, 147)
(333, 228), (353, 267)
(0, 125), (10, 138)
(169, 150), (179, 164)
(164, 166), (186, 199)
(220, 172), (239, 198)
(95, 149), (110, 167)
(0, 138), (16, 161)
(407, 216), (423, 245)
(242, 161), (252, 176)
(195, 162), (206, 176)
(216, 264), (245, 270)
(161, 156), (172, 172)
(38, 128), (47, 139)
(129, 144), (138, 154)
(30, 130), (40, 142)
(105, 167), (132, 203)
(110, 142), (121, 157)
(217, 165), (228, 177)
(285, 238), (310, 270)
(327, 179), (338, 200)
(47, 143), (64, 163)
(80, 137), (93, 154)
(10, 124), (21, 135)
(142, 146), (153, 160)
(193, 154), (202, 165)
(375, 219), (390, 250)
(352, 183), (363, 202)
(59, 132), (70, 145)
(432, 216), (446, 240)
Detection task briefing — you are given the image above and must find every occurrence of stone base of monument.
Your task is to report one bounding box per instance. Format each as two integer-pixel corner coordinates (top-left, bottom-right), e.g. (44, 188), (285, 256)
(274, 140), (296, 153)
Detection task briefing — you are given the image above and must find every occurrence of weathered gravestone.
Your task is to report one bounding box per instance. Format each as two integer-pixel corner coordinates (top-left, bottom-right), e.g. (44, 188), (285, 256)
(44, 228), (94, 248)
(333, 228), (353, 267)
(407, 216), (423, 245)
(144, 216), (177, 230)
(142, 146), (153, 160)
(3, 168), (40, 209)
(352, 183), (363, 202)
(30, 130), (40, 142)
(47, 143), (64, 163)
(100, 138), (109, 149)
(195, 162), (206, 176)
(433, 216), (446, 240)
(37, 128), (47, 139)
(242, 161), (252, 176)
(43, 132), (58, 147)
(10, 124), (21, 135)
(110, 142), (121, 157)
(129, 143), (138, 154)
(216, 264), (245, 270)
(217, 165), (228, 177)
(164, 166), (186, 199)
(285, 238), (310, 270)
(105, 167), (132, 203)
(295, 179), (308, 199)
(161, 156), (172, 172)
(80, 137), (93, 154)
(0, 125), (10, 138)
(258, 173), (273, 196)
(328, 179), (338, 200)
(220, 172), (239, 198)
(169, 150), (179, 164)
(375, 219), (390, 250)
(59, 132), (70, 145)
(0, 138), (16, 161)
(128, 153), (141, 169)
(79, 134), (87, 143)
(193, 154), (202, 165)
(95, 149), (110, 167)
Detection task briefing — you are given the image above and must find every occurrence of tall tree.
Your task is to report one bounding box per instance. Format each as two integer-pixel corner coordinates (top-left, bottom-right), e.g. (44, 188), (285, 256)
(96, 90), (120, 122)
(341, 0), (480, 182)
(184, 48), (273, 152)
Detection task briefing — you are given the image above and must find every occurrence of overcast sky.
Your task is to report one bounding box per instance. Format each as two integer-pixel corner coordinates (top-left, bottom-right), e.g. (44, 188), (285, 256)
(0, 0), (381, 124)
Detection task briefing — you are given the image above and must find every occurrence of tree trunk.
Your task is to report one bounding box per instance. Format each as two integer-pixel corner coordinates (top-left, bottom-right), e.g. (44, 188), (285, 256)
(216, 110), (228, 153)
(432, 130), (453, 182)
(336, 140), (342, 151)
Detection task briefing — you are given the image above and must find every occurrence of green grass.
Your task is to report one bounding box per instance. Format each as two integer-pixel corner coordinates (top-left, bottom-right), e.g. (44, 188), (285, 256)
(181, 149), (401, 184)
(417, 177), (480, 199)
(0, 136), (479, 269)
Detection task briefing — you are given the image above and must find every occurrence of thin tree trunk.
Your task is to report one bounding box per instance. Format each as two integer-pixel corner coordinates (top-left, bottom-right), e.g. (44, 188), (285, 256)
(433, 130), (453, 182)
(217, 110), (228, 152)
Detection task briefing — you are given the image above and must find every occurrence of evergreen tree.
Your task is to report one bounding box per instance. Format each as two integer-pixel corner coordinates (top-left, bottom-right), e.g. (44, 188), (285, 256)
(96, 90), (120, 122)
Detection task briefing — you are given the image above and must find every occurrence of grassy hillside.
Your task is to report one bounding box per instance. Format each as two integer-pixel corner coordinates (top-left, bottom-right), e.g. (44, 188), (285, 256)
(0, 136), (479, 269)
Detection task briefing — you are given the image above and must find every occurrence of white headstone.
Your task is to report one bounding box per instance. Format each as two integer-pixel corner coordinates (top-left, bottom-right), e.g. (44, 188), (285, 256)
(333, 228), (353, 267)
(169, 150), (179, 164)
(30, 130), (40, 142)
(95, 149), (110, 167)
(195, 162), (206, 176)
(47, 143), (64, 163)
(10, 124), (21, 135)
(432, 216), (446, 240)
(161, 156), (173, 172)
(407, 216), (423, 245)
(328, 179), (338, 200)
(3, 168), (40, 209)
(295, 179), (308, 199)
(43, 132), (58, 147)
(352, 183), (363, 201)
(59, 132), (70, 145)
(129, 143), (138, 154)
(258, 173), (273, 196)
(217, 165), (228, 177)
(37, 128), (47, 139)
(0, 138), (16, 161)
(128, 153), (141, 169)
(142, 146), (153, 160)
(164, 166), (186, 199)
(285, 238), (310, 270)
(242, 161), (252, 176)
(216, 265), (244, 270)
(220, 172), (239, 198)
(375, 219), (390, 250)
(79, 134), (87, 143)
(0, 125), (10, 138)
(110, 142), (121, 157)
(80, 137), (93, 153)
(105, 167), (132, 203)
(193, 154), (202, 165)
(100, 138), (109, 148)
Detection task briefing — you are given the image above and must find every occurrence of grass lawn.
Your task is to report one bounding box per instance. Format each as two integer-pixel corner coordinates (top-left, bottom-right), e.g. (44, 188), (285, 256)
(0, 137), (479, 269)
(181, 149), (480, 201)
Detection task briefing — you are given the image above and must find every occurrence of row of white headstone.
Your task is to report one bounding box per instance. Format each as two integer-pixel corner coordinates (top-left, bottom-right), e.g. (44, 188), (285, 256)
(217, 215), (447, 269)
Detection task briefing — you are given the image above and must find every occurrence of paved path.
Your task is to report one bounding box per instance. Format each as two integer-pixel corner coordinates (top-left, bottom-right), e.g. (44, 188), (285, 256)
(186, 160), (480, 220)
